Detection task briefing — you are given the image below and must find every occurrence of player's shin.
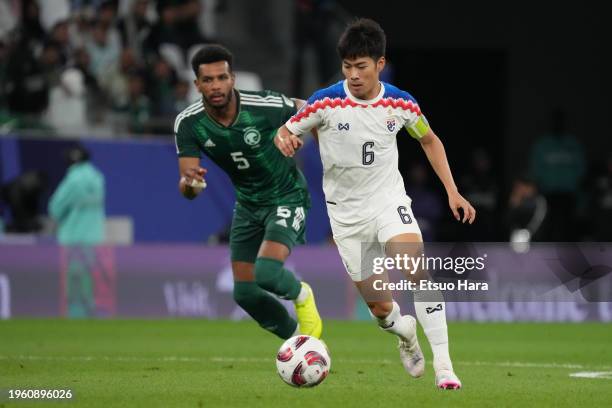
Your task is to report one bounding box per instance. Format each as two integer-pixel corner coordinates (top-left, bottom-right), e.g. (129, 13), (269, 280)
(233, 281), (297, 339)
(254, 257), (302, 300)
(412, 289), (453, 371)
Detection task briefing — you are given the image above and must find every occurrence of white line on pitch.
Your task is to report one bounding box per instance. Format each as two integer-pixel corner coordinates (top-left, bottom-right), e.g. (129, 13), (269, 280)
(1, 355), (610, 370)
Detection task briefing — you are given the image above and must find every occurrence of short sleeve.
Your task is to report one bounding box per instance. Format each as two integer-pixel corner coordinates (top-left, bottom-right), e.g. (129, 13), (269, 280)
(174, 119), (201, 158)
(277, 93), (298, 124)
(399, 93), (430, 140)
(285, 91), (325, 135)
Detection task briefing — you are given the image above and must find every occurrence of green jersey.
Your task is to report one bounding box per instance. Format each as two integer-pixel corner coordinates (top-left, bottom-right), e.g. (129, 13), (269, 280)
(174, 89), (310, 208)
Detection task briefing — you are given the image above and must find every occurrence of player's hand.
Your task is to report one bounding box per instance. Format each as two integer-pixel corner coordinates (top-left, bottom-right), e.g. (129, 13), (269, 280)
(448, 190), (476, 224)
(180, 167), (208, 198)
(182, 166), (207, 186)
(275, 133), (303, 157)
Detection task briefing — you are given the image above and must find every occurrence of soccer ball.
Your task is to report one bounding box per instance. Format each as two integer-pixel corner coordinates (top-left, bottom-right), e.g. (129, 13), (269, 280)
(276, 335), (331, 387)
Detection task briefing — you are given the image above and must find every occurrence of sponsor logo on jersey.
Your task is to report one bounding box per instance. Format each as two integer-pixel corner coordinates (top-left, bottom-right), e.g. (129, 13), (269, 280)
(243, 126), (261, 146)
(275, 219), (288, 228)
(204, 139), (216, 147)
(337, 122), (350, 131)
(386, 118), (396, 132)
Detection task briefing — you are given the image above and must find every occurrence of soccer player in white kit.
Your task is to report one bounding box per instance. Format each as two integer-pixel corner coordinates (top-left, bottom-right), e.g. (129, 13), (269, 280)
(275, 18), (476, 390)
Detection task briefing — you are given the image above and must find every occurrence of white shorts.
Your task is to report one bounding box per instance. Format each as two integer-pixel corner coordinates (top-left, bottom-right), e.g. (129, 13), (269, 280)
(331, 195), (422, 282)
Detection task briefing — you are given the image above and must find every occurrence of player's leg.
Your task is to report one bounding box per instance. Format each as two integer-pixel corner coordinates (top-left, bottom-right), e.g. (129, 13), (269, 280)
(230, 204), (298, 339)
(353, 272), (424, 378)
(231, 262), (298, 339)
(254, 241), (301, 300)
(332, 220), (423, 377)
(380, 201), (461, 389)
(256, 204), (322, 338)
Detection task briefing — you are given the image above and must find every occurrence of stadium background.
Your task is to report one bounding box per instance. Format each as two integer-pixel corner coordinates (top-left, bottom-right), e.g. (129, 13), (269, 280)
(1, 2), (612, 407)
(0, 0), (611, 320)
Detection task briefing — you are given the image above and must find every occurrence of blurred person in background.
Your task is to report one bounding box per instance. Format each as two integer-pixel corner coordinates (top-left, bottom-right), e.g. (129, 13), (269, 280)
(47, 19), (72, 65)
(48, 144), (105, 246)
(45, 68), (88, 134)
(144, 0), (207, 58)
(18, 0), (46, 48)
(529, 108), (585, 241)
(126, 73), (151, 133)
(1, 170), (47, 233)
(0, 0), (19, 41)
(507, 175), (547, 243)
(117, 0), (153, 59)
(99, 47), (142, 111)
(5, 41), (62, 129)
(73, 46), (106, 124)
(172, 79), (191, 114)
(149, 56), (178, 117)
(460, 148), (500, 241)
(589, 154), (612, 241)
(144, 1), (181, 58)
(85, 19), (121, 80)
(48, 145), (106, 317)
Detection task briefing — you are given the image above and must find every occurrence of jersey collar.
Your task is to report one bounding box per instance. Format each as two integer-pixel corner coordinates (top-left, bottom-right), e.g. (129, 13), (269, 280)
(343, 80), (385, 105)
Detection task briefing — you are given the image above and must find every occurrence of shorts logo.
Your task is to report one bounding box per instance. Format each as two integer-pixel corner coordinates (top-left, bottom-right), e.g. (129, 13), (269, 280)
(243, 127), (261, 146)
(337, 123), (350, 131)
(386, 118), (396, 132)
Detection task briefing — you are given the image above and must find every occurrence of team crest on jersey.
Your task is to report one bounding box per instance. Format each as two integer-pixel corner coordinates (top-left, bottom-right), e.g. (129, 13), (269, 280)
(386, 118), (396, 132)
(243, 126), (261, 146)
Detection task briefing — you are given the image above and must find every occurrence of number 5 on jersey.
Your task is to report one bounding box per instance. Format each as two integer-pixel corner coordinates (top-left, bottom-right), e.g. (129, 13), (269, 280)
(231, 151), (250, 169)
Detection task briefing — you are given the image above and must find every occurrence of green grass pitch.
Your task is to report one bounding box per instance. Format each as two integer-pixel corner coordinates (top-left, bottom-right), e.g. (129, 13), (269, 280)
(1, 320), (611, 407)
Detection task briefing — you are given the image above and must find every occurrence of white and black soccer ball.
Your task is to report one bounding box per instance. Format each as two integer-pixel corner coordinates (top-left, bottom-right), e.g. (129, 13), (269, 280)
(276, 335), (331, 387)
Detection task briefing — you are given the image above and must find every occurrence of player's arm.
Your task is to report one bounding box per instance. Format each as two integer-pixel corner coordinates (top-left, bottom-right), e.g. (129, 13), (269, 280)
(178, 157), (207, 200)
(417, 129), (476, 224)
(292, 98), (319, 144)
(276, 94), (323, 156)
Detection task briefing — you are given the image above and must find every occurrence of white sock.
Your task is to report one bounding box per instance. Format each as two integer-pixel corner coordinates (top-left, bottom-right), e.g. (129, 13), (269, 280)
(372, 301), (413, 341)
(413, 289), (453, 372)
(295, 284), (308, 303)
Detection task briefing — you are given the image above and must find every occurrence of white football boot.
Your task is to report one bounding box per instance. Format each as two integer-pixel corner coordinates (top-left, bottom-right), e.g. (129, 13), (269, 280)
(435, 368), (462, 390)
(396, 315), (425, 378)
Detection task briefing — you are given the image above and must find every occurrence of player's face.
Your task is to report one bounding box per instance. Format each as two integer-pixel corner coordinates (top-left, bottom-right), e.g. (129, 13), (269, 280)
(342, 56), (385, 100)
(195, 61), (235, 108)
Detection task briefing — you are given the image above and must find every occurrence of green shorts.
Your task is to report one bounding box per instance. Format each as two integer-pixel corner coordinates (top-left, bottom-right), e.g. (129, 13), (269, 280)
(230, 201), (309, 263)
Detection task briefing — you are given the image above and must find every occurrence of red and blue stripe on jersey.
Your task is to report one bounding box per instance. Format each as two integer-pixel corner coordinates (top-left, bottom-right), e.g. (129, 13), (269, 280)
(290, 81), (421, 124)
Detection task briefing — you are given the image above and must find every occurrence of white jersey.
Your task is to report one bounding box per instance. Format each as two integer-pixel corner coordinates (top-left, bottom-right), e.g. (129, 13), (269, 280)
(286, 80), (431, 225)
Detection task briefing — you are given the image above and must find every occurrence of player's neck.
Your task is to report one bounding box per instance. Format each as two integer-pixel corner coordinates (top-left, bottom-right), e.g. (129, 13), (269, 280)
(361, 82), (382, 101)
(203, 89), (238, 127)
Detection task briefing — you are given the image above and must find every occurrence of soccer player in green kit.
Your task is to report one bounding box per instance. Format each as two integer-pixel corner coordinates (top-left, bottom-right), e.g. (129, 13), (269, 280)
(174, 44), (322, 340)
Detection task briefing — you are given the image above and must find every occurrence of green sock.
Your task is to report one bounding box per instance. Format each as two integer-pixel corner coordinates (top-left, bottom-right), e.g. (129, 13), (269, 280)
(233, 281), (297, 339)
(254, 257), (302, 300)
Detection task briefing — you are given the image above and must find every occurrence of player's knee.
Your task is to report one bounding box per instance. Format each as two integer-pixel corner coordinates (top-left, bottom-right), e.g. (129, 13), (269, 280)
(233, 281), (259, 308)
(367, 301), (393, 319)
(254, 257), (284, 292)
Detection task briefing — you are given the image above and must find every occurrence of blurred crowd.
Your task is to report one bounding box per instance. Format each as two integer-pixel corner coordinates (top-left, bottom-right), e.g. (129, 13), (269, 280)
(407, 109), (612, 242)
(1, 1), (610, 243)
(0, 0), (214, 136)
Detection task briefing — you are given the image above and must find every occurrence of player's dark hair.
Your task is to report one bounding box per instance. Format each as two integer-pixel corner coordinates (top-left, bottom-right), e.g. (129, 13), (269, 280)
(337, 18), (386, 61)
(191, 44), (234, 77)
